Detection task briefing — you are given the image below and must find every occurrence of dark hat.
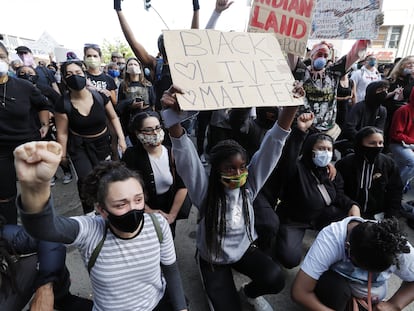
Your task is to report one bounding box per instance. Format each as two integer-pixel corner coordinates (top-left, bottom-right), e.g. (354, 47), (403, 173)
(15, 46), (32, 54)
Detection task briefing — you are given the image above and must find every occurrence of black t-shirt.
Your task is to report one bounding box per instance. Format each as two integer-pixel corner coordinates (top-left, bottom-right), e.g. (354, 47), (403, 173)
(55, 91), (109, 136)
(86, 72), (117, 92)
(0, 77), (50, 146)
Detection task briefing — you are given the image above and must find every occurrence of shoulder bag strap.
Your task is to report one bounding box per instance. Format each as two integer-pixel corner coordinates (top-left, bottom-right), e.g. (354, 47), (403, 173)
(87, 223), (108, 274)
(149, 213), (163, 243)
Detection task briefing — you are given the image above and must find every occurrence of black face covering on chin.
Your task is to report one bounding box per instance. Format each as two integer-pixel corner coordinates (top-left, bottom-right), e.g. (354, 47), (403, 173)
(106, 208), (144, 233)
(356, 146), (383, 163)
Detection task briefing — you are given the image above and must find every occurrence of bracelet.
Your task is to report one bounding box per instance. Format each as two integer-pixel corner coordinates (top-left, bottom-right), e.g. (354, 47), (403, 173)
(40, 122), (49, 127)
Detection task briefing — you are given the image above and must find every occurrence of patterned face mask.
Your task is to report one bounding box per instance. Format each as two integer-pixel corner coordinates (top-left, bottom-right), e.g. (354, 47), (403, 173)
(220, 171), (248, 189)
(137, 130), (164, 147)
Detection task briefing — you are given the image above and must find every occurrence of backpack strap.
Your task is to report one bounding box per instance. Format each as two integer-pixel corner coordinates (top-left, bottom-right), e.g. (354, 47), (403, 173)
(149, 213), (163, 243)
(63, 92), (72, 116)
(87, 223), (109, 274)
(62, 89), (106, 117)
(90, 89), (106, 108)
(155, 58), (164, 82)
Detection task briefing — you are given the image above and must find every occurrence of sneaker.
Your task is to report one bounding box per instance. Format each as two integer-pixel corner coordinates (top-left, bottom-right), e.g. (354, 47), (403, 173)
(50, 175), (57, 187)
(239, 284), (273, 311)
(62, 172), (73, 184)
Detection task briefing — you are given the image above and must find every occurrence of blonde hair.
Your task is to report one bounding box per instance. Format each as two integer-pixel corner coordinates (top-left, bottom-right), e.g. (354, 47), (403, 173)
(389, 55), (414, 82)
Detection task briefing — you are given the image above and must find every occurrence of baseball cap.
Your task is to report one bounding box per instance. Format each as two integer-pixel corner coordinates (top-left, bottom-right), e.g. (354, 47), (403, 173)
(15, 46), (32, 54)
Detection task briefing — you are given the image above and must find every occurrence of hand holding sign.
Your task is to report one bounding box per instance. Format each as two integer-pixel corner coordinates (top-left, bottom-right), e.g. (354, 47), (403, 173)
(160, 85), (199, 129)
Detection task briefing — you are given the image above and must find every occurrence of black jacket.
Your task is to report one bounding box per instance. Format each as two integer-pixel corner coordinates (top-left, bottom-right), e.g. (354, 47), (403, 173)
(276, 128), (357, 228)
(335, 152), (402, 219)
(122, 144), (185, 213)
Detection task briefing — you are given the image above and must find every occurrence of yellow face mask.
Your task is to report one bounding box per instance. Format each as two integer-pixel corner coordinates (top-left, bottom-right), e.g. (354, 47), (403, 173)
(220, 171), (248, 189)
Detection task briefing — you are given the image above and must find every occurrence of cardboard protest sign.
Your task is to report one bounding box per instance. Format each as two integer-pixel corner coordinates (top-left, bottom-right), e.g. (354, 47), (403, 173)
(309, 0), (383, 39)
(247, 0), (316, 56)
(163, 29), (303, 111)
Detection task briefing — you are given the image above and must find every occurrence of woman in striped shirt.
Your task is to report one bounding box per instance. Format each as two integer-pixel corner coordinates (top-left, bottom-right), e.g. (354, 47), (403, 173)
(14, 141), (188, 311)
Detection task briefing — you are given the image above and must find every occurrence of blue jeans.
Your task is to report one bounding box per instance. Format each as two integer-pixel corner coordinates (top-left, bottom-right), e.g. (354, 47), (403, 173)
(389, 143), (414, 185)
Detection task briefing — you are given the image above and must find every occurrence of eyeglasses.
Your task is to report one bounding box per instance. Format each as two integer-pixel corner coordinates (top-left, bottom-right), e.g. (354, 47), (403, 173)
(140, 125), (162, 134)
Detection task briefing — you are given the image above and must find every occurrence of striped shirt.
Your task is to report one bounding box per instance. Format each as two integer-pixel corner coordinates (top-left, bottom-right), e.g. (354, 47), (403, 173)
(71, 213), (176, 311)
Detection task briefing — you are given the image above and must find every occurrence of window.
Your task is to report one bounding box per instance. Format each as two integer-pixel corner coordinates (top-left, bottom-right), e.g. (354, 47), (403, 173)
(372, 26), (403, 49)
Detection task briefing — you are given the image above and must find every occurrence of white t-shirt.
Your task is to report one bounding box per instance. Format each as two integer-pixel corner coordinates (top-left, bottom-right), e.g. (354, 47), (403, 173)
(149, 145), (174, 194)
(351, 67), (382, 103)
(301, 216), (414, 301)
(71, 213), (176, 311)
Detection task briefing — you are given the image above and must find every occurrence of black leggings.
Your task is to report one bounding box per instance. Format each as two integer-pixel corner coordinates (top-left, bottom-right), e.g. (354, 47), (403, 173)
(68, 133), (111, 214)
(315, 270), (352, 311)
(199, 245), (285, 311)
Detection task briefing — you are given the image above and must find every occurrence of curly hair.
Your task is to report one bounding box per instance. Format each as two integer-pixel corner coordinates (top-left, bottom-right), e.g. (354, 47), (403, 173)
(349, 218), (410, 271)
(205, 140), (252, 259)
(81, 161), (146, 209)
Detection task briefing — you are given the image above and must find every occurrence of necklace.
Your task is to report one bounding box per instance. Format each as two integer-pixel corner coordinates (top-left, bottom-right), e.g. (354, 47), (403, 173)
(1, 82), (6, 108)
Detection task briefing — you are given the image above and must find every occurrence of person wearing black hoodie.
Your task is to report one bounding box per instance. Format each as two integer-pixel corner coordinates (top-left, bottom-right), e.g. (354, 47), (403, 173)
(337, 80), (389, 155)
(336, 126), (402, 221)
(274, 116), (360, 269)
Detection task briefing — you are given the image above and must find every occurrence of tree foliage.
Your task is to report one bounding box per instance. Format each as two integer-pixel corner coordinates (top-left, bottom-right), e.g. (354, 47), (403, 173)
(101, 38), (134, 64)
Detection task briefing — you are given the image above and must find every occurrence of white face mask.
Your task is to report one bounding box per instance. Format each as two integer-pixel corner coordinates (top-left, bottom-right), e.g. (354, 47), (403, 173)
(84, 57), (101, 69)
(312, 150), (333, 167)
(137, 130), (164, 147)
(0, 60), (9, 76)
(126, 66), (141, 75)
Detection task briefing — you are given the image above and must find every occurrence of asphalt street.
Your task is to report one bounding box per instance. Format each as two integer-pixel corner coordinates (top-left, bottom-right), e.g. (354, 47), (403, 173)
(43, 163), (414, 311)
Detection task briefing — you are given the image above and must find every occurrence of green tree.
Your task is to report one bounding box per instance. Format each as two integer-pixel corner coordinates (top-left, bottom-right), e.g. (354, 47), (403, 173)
(101, 38), (134, 64)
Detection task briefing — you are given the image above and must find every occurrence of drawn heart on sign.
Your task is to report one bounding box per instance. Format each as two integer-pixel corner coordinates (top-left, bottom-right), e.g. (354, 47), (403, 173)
(179, 90), (197, 106)
(174, 63), (196, 80)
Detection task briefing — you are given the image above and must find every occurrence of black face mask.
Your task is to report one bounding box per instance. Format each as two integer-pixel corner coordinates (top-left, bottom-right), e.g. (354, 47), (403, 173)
(106, 208), (144, 233)
(19, 73), (39, 85)
(356, 146), (383, 163)
(373, 91), (387, 105)
(65, 75), (86, 91)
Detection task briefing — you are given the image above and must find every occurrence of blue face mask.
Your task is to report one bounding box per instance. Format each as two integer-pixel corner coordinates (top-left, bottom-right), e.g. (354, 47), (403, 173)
(368, 59), (377, 67)
(313, 57), (327, 70)
(403, 68), (413, 76)
(312, 150), (333, 167)
(108, 69), (120, 78)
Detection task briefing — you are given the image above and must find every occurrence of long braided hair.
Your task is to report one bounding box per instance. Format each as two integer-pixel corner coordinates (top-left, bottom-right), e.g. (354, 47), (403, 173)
(205, 140), (253, 260)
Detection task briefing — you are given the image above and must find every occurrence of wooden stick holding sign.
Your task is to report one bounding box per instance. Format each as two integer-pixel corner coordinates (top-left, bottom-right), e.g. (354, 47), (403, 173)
(163, 29), (303, 111)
